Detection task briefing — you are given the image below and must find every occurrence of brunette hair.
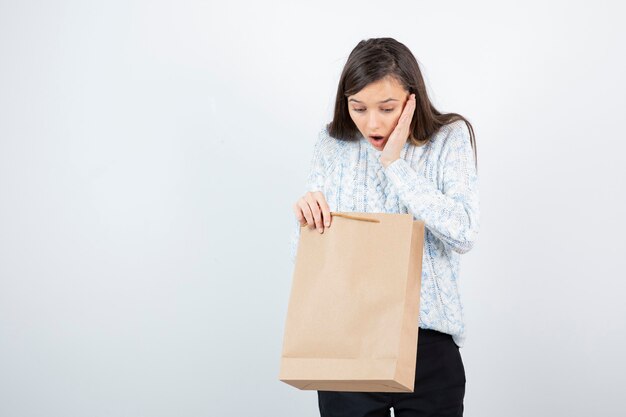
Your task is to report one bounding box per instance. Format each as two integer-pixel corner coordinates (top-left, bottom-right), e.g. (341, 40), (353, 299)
(327, 37), (478, 171)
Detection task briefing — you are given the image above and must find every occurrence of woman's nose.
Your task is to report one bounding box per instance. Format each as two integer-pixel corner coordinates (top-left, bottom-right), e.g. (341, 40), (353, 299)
(366, 112), (381, 130)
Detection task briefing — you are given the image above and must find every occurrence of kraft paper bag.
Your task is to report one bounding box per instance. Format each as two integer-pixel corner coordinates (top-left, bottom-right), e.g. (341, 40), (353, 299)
(279, 211), (425, 392)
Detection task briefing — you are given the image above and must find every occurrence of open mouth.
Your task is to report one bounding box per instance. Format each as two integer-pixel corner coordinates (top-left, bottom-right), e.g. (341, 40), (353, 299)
(369, 134), (385, 143)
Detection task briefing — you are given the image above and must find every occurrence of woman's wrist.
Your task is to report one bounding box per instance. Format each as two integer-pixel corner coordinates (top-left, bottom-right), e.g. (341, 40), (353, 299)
(380, 156), (400, 169)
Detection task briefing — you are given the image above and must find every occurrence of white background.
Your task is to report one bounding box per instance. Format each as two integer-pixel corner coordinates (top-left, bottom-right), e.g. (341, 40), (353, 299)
(1, 1), (625, 416)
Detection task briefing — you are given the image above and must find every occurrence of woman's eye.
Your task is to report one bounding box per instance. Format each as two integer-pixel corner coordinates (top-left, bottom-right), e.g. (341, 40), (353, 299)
(353, 108), (394, 113)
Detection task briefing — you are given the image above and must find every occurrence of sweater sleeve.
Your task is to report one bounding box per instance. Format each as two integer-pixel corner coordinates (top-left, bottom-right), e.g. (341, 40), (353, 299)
(383, 122), (480, 254)
(289, 128), (332, 264)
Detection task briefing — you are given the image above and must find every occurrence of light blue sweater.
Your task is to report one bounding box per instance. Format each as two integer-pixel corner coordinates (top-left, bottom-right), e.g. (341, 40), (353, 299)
(289, 120), (480, 348)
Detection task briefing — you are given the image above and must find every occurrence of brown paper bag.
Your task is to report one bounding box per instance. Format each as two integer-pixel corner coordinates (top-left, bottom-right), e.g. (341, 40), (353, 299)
(279, 211), (425, 392)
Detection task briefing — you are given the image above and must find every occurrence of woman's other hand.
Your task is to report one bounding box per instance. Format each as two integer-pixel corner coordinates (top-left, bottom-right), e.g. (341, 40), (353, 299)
(293, 191), (332, 234)
(380, 93), (416, 168)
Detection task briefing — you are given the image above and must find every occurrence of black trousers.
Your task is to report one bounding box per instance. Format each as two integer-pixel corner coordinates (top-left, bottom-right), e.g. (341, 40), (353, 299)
(317, 327), (466, 417)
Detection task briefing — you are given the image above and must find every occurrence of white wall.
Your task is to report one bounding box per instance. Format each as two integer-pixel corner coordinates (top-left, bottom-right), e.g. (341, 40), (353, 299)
(1, 1), (624, 416)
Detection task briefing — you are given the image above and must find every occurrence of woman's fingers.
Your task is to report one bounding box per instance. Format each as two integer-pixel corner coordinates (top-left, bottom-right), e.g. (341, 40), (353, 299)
(399, 93), (416, 129)
(293, 202), (308, 227)
(384, 93), (415, 154)
(315, 191), (332, 228)
(304, 192), (324, 232)
(294, 191), (332, 233)
(296, 198), (315, 230)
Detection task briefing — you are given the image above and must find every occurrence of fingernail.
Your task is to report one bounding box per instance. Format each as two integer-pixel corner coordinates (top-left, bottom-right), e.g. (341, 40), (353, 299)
(318, 228), (323, 233)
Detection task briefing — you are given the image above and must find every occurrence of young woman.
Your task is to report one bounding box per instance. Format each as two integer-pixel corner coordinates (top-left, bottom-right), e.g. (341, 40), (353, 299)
(290, 37), (480, 417)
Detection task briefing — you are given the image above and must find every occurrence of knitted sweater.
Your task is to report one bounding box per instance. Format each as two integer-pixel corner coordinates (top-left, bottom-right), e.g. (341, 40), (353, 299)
(288, 119), (480, 348)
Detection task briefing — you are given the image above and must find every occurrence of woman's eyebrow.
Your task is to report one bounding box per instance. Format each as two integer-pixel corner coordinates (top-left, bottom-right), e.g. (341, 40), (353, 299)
(348, 98), (399, 104)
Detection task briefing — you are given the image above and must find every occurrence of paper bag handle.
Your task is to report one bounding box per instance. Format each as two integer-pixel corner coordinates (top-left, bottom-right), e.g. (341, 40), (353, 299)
(301, 212), (381, 227)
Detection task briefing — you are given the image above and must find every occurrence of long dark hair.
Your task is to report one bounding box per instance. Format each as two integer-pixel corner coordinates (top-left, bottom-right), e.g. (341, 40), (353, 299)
(327, 37), (478, 171)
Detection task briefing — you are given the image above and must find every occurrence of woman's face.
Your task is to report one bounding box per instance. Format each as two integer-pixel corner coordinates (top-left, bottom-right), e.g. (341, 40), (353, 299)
(347, 76), (410, 151)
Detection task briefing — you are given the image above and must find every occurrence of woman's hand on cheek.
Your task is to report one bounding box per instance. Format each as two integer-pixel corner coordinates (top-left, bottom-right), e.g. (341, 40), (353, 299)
(380, 93), (416, 168)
